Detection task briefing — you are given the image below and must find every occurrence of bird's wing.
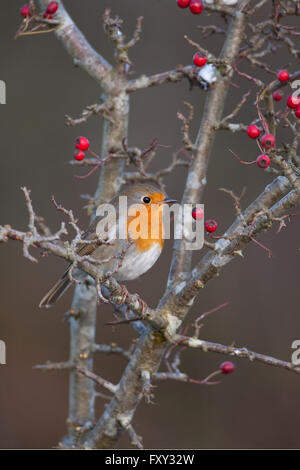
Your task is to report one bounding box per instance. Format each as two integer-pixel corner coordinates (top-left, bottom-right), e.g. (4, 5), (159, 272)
(77, 215), (106, 257)
(77, 202), (128, 259)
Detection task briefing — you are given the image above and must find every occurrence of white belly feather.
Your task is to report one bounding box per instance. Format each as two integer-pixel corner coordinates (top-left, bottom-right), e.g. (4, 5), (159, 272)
(115, 242), (162, 281)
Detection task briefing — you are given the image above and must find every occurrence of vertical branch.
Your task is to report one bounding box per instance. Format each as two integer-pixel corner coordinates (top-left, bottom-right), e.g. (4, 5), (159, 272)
(64, 282), (97, 446)
(83, 326), (166, 449)
(168, 0), (249, 285)
(94, 91), (130, 205)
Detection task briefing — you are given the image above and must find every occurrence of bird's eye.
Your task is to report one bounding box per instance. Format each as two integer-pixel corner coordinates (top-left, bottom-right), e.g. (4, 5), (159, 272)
(142, 196), (151, 204)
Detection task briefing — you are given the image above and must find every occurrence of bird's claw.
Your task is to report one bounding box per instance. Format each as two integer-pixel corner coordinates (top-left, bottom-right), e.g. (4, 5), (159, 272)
(120, 284), (129, 304)
(138, 296), (146, 316)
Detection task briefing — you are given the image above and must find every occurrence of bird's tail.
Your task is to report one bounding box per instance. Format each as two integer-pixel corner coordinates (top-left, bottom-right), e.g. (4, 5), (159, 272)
(39, 269), (72, 308)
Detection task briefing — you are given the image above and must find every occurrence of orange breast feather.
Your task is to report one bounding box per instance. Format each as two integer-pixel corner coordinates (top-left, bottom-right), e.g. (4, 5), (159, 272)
(127, 203), (164, 252)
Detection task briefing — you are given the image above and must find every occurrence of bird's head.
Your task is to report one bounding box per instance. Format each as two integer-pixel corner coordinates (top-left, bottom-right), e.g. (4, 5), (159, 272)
(122, 183), (177, 207)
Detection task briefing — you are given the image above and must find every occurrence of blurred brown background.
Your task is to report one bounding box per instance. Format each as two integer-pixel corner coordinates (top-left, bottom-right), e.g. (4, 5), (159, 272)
(0, 0), (299, 449)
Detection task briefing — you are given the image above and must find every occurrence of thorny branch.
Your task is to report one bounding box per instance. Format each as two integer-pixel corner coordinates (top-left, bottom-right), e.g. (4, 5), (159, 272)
(173, 335), (300, 375)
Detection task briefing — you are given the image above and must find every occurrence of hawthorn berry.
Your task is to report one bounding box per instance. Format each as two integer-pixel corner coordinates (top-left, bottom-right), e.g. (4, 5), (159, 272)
(295, 107), (300, 119)
(205, 219), (217, 233)
(46, 1), (59, 14)
(277, 70), (290, 82)
(74, 150), (85, 162)
(193, 52), (207, 67)
(192, 207), (204, 220)
(75, 136), (90, 151)
(43, 13), (53, 19)
(247, 125), (260, 139)
(261, 134), (275, 149)
(272, 91), (283, 102)
(189, 0), (203, 14)
(220, 362), (235, 374)
(20, 4), (31, 17)
(256, 154), (270, 169)
(286, 95), (300, 109)
(177, 0), (190, 7)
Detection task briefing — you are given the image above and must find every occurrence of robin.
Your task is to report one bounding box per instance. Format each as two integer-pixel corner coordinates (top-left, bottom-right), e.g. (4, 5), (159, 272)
(39, 183), (177, 308)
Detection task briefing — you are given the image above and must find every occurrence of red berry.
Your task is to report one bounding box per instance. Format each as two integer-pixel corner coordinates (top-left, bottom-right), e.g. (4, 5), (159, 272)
(46, 1), (59, 14)
(20, 4), (31, 17)
(43, 13), (53, 19)
(247, 125), (260, 139)
(75, 136), (90, 151)
(256, 154), (270, 169)
(177, 0), (190, 7)
(287, 95), (300, 109)
(277, 70), (290, 82)
(261, 134), (275, 149)
(74, 150), (85, 162)
(220, 361), (235, 374)
(193, 52), (207, 67)
(189, 0), (203, 14)
(192, 207), (204, 220)
(205, 219), (217, 233)
(295, 107), (300, 119)
(272, 91), (283, 102)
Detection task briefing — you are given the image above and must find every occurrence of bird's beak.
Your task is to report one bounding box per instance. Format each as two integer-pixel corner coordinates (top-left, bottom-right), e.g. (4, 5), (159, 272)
(161, 197), (178, 204)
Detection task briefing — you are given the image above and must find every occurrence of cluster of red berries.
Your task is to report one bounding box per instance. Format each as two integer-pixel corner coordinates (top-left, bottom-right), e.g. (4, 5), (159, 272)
(177, 0), (203, 14)
(191, 209), (218, 234)
(258, 70), (300, 172)
(20, 1), (59, 19)
(274, 70), (300, 118)
(74, 136), (90, 161)
(246, 125), (274, 169)
(246, 68), (300, 168)
(247, 125), (276, 150)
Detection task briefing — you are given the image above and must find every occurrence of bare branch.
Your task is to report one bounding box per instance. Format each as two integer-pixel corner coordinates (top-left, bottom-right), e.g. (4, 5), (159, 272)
(38, 1), (112, 89)
(126, 66), (204, 93)
(176, 335), (300, 375)
(126, 425), (143, 450)
(141, 370), (155, 404)
(76, 367), (117, 394)
(65, 103), (112, 127)
(177, 102), (195, 152)
(92, 344), (131, 360)
(35, 361), (74, 371)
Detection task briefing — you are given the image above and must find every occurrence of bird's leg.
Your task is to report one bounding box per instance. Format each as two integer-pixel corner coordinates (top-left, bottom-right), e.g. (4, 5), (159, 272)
(136, 296), (146, 316)
(120, 284), (130, 305)
(119, 285), (147, 318)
